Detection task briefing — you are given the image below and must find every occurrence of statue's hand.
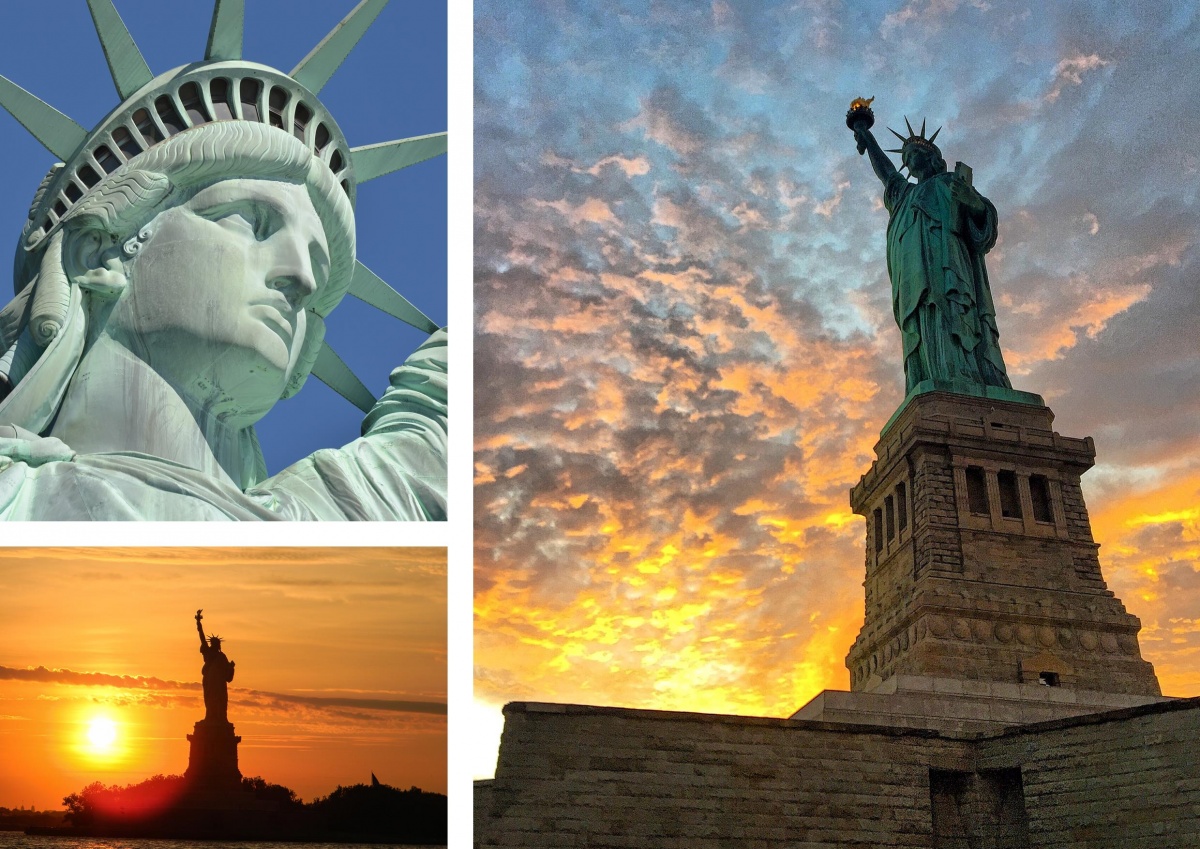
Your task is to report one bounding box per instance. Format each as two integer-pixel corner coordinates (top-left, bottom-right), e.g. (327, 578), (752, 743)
(853, 126), (870, 155)
(0, 427), (76, 470)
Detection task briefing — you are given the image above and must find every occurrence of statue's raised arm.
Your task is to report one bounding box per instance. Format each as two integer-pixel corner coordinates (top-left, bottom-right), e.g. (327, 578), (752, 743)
(846, 98), (898, 186)
(846, 97), (1019, 399)
(195, 610), (207, 651)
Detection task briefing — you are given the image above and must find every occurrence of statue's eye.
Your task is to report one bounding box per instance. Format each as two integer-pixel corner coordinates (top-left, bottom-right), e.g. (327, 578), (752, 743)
(206, 204), (269, 239)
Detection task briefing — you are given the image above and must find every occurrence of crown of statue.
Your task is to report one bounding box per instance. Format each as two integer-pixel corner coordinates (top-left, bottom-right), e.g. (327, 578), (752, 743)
(0, 0), (446, 412)
(885, 116), (942, 156)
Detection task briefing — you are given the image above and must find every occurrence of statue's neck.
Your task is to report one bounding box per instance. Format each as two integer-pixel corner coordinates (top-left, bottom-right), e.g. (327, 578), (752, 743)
(47, 335), (256, 488)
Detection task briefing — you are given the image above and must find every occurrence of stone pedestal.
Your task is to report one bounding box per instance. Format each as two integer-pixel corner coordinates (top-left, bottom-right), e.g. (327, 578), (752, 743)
(792, 673), (1170, 734)
(844, 392), (1160, 698)
(185, 718), (242, 790)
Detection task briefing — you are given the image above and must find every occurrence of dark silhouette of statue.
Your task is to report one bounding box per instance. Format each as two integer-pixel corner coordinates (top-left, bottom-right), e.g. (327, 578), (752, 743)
(196, 609), (235, 724)
(847, 100), (1012, 395)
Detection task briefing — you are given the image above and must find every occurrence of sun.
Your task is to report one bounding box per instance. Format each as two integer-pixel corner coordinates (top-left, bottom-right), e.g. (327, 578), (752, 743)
(85, 716), (119, 755)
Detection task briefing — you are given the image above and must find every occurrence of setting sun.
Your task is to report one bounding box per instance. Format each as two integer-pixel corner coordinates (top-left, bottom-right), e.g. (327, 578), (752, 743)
(86, 717), (118, 754)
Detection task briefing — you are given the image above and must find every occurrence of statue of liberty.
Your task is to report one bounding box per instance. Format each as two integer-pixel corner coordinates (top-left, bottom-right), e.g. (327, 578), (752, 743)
(195, 609), (235, 724)
(0, 0), (447, 520)
(847, 100), (1013, 397)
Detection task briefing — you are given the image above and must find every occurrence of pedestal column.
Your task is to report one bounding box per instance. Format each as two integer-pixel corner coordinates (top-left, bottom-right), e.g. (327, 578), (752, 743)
(185, 718), (242, 790)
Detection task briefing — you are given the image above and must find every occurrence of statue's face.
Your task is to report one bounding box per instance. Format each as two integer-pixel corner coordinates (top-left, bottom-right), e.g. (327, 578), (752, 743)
(903, 146), (937, 180)
(107, 178), (330, 424)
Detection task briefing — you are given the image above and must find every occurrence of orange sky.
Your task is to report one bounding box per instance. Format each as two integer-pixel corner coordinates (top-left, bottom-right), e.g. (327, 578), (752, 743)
(0, 547), (446, 809)
(473, 3), (1200, 780)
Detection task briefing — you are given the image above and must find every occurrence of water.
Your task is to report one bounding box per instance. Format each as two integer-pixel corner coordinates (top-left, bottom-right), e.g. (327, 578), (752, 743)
(0, 835), (443, 849)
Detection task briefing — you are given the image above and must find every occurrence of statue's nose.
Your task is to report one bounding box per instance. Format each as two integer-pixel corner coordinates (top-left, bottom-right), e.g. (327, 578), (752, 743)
(266, 232), (318, 308)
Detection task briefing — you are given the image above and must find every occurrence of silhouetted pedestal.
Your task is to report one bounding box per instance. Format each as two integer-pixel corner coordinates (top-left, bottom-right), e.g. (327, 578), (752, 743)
(185, 718), (242, 790)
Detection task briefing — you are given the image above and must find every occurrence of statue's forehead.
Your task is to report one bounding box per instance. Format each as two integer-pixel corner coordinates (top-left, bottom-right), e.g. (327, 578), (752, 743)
(187, 177), (313, 207)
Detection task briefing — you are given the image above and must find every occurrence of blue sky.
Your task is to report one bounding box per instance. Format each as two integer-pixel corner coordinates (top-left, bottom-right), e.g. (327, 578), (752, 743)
(475, 0), (1200, 776)
(0, 0), (447, 474)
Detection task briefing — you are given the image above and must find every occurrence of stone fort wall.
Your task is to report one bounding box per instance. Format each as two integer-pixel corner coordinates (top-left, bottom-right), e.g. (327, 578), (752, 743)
(476, 698), (1200, 848)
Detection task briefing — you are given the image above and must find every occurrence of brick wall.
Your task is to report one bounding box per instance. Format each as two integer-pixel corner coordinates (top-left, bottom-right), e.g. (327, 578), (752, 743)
(478, 702), (971, 848)
(978, 698), (1200, 847)
(477, 699), (1200, 848)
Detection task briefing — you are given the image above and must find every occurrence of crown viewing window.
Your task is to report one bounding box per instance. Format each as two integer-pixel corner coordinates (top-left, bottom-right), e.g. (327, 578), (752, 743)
(155, 96), (186, 136)
(239, 79), (262, 123)
(896, 482), (908, 532)
(965, 466), (988, 515)
(112, 126), (142, 159)
(314, 122), (331, 152)
(1029, 474), (1053, 523)
(268, 87), (288, 129)
(64, 182), (83, 203)
(293, 102), (312, 141)
(179, 82), (210, 126)
(209, 78), (235, 121)
(133, 108), (164, 145)
(93, 145), (120, 174)
(998, 470), (1021, 519)
(329, 149), (344, 173)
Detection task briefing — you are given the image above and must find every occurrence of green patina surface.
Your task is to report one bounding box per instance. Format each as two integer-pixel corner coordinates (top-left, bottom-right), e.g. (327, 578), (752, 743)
(849, 101), (1039, 421)
(0, 0), (447, 521)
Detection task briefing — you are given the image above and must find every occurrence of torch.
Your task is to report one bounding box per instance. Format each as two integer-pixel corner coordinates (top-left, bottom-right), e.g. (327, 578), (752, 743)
(846, 96), (875, 155)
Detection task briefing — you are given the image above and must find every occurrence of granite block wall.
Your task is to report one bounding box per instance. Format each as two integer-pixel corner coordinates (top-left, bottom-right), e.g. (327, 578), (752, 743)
(476, 698), (1200, 848)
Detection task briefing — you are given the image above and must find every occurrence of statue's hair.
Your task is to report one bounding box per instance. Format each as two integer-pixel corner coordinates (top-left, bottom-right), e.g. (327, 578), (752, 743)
(16, 121), (355, 317)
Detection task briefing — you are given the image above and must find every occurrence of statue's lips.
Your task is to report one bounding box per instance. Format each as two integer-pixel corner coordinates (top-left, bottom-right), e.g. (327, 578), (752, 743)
(250, 301), (296, 342)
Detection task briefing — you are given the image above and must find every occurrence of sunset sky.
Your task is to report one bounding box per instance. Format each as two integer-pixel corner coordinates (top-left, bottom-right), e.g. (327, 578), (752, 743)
(0, 548), (446, 810)
(474, 1), (1200, 778)
(0, 0), (447, 474)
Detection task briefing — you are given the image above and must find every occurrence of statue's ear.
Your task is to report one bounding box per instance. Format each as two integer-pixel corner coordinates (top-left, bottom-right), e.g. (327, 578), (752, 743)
(62, 224), (128, 300)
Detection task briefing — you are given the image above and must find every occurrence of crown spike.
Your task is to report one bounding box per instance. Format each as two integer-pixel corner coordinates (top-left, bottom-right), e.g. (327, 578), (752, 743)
(85, 0), (154, 100)
(889, 127), (906, 143)
(351, 132), (447, 184)
(350, 260), (438, 333)
(0, 75), (87, 160)
(291, 0), (390, 95)
(312, 341), (375, 412)
(928, 126), (941, 144)
(904, 116), (915, 136)
(885, 148), (904, 154)
(205, 0), (245, 61)
(920, 117), (926, 136)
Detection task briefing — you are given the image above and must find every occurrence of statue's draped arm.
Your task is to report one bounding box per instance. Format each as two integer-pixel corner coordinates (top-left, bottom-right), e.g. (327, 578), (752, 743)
(196, 614), (208, 651)
(250, 328), (448, 520)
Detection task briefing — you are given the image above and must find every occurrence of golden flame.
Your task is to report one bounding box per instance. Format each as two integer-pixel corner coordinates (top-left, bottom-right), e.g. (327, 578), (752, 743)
(850, 96), (874, 111)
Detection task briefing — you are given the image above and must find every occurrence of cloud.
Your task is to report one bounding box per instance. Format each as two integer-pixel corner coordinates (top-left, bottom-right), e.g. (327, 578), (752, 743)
(0, 666), (196, 691)
(1044, 53), (1110, 103)
(474, 0), (1200, 778)
(0, 667), (444, 716)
